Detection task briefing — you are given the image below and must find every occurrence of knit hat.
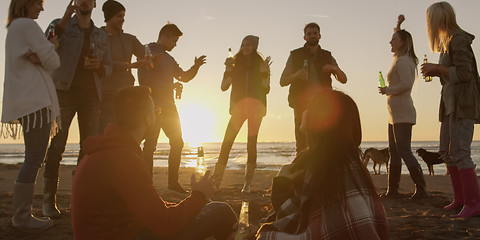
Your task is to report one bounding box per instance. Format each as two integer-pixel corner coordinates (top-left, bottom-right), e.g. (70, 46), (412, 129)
(242, 35), (259, 51)
(102, 0), (125, 22)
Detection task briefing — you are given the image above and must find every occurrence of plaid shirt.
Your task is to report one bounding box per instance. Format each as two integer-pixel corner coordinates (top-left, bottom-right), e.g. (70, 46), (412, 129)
(257, 160), (388, 240)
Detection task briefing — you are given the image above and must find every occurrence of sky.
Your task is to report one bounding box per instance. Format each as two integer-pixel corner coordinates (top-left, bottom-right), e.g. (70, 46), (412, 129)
(0, 0), (480, 145)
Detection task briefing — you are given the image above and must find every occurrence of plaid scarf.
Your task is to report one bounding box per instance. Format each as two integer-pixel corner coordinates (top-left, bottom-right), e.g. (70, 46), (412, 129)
(257, 159), (388, 240)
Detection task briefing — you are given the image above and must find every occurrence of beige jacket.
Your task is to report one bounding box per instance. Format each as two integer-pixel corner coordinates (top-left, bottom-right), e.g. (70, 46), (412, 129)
(385, 55), (416, 124)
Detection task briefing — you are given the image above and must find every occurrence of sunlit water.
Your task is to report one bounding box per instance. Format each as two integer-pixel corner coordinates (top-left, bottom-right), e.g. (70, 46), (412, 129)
(1, 141), (480, 175)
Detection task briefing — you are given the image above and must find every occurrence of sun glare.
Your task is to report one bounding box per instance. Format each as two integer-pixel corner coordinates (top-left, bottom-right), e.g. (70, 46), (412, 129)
(176, 100), (219, 147)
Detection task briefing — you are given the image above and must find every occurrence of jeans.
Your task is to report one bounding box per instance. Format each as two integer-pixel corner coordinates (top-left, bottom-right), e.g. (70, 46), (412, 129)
(439, 114), (475, 169)
(294, 107), (307, 154)
(16, 108), (51, 183)
(388, 123), (420, 168)
(217, 114), (263, 166)
(44, 89), (100, 179)
(136, 202), (237, 240)
(143, 105), (184, 182)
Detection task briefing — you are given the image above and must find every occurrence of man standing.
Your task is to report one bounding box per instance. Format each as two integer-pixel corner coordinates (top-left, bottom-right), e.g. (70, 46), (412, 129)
(98, 0), (146, 132)
(280, 22), (347, 154)
(139, 23), (206, 194)
(71, 86), (237, 240)
(43, 0), (112, 218)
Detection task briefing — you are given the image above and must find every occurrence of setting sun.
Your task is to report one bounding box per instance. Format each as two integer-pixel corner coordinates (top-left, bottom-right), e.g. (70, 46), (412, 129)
(176, 100), (220, 147)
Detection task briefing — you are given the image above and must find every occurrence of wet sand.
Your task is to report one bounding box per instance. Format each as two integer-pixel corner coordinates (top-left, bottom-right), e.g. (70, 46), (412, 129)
(1, 163), (480, 239)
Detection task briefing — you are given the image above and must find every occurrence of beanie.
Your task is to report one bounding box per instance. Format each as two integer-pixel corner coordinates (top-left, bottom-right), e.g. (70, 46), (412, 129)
(102, 0), (125, 22)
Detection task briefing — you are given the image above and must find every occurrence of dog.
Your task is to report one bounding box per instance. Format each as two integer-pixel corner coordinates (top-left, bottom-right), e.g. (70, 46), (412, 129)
(362, 148), (390, 175)
(416, 148), (445, 176)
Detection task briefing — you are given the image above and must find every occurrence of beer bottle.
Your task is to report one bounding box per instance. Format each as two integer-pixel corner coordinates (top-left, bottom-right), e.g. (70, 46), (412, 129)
(46, 23), (55, 40)
(303, 59), (309, 81)
(378, 71), (386, 88)
(85, 42), (95, 68)
(234, 201), (249, 240)
(194, 147), (207, 181)
(423, 54), (432, 82)
(145, 45), (154, 69)
(174, 82), (183, 100)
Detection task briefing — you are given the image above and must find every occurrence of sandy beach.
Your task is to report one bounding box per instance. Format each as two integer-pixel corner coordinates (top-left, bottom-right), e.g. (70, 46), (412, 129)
(1, 163), (480, 239)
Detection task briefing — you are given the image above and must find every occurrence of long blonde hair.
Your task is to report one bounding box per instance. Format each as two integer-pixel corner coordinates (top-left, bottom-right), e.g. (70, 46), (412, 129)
(6, 0), (40, 28)
(426, 1), (463, 53)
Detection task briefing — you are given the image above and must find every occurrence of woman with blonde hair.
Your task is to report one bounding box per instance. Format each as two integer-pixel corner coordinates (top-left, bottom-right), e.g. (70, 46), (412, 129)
(2, 0), (60, 229)
(379, 15), (427, 200)
(422, 1), (480, 217)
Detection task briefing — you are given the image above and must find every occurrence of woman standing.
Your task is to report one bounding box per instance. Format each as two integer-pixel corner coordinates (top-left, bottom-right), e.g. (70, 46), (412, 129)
(379, 15), (428, 199)
(2, 0), (60, 229)
(422, 2), (480, 217)
(213, 35), (271, 193)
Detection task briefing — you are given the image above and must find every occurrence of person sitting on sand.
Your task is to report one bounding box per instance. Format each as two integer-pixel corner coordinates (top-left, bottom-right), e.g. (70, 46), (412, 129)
(71, 86), (237, 240)
(255, 90), (389, 239)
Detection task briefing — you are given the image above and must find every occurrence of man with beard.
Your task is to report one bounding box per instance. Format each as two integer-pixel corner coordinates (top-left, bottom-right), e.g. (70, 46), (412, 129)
(280, 22), (347, 154)
(71, 86), (237, 240)
(42, 0), (112, 218)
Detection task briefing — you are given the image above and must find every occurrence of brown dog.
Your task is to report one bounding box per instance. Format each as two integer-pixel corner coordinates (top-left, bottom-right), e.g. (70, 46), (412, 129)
(362, 148), (389, 175)
(415, 148), (445, 175)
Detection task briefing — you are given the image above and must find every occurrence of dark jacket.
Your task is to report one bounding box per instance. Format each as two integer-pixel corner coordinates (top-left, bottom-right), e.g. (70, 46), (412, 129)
(101, 28), (144, 94)
(228, 54), (269, 116)
(439, 31), (480, 122)
(288, 46), (333, 109)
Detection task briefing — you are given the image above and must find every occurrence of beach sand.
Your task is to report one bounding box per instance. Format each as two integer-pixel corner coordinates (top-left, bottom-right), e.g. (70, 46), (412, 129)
(1, 163), (480, 239)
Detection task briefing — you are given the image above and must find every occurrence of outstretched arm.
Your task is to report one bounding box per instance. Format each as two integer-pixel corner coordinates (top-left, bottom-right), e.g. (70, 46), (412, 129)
(394, 14), (405, 32)
(174, 55), (207, 82)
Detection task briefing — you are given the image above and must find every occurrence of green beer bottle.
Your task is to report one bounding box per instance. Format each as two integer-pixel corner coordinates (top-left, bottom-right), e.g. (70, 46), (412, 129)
(378, 71), (386, 88)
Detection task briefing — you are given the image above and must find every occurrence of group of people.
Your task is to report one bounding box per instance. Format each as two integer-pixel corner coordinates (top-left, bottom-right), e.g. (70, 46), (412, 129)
(2, 0), (479, 239)
(378, 2), (480, 220)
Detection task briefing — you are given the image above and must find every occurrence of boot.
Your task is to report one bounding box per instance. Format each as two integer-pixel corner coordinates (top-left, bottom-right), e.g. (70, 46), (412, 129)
(407, 165), (428, 200)
(213, 163), (227, 189)
(43, 177), (61, 218)
(241, 163), (257, 193)
(444, 166), (463, 210)
(12, 182), (54, 230)
(451, 167), (480, 218)
(380, 164), (401, 198)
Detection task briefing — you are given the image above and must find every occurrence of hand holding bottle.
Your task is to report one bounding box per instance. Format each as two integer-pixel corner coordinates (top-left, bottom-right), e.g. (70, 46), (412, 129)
(190, 170), (215, 200)
(225, 57), (235, 72)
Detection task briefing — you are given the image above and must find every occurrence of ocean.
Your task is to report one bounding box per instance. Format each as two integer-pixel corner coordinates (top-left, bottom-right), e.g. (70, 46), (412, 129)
(1, 141), (480, 175)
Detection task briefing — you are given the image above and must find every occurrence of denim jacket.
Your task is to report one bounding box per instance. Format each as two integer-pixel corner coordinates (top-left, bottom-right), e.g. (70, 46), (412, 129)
(49, 16), (112, 99)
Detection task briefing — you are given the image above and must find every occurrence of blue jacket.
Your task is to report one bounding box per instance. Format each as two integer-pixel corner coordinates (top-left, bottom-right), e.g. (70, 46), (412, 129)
(49, 15), (112, 99)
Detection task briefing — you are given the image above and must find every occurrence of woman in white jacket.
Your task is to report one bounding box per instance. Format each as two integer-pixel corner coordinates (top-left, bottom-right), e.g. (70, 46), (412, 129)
(378, 15), (428, 200)
(2, 0), (60, 230)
